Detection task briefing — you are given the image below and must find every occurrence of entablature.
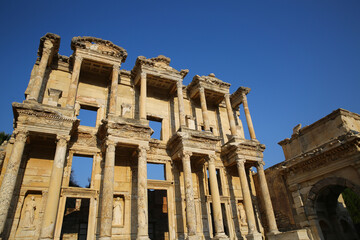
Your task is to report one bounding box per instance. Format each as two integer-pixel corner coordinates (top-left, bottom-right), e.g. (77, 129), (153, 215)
(230, 86), (251, 109)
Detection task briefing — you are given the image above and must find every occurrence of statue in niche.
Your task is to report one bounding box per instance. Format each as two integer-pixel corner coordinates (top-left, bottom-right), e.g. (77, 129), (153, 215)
(238, 202), (247, 226)
(113, 197), (123, 226)
(23, 196), (36, 229)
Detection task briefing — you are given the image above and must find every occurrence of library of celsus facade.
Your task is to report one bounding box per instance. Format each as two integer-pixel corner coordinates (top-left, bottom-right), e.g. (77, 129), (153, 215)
(0, 33), (308, 240)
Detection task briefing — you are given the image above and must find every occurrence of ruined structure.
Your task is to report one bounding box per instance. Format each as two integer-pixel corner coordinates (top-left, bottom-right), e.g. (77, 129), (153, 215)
(259, 109), (360, 240)
(0, 33), (307, 240)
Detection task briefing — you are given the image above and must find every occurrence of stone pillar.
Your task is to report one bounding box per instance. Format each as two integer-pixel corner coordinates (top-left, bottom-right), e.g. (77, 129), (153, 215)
(235, 158), (259, 236)
(109, 64), (120, 114)
(99, 140), (116, 240)
(40, 135), (70, 240)
(27, 40), (53, 102)
(137, 146), (150, 240)
(241, 93), (256, 140)
(256, 161), (279, 234)
(66, 56), (83, 108)
(177, 80), (186, 127)
(199, 87), (210, 131)
(181, 151), (198, 240)
(139, 73), (147, 120)
(224, 93), (237, 136)
(207, 155), (228, 239)
(0, 130), (28, 237)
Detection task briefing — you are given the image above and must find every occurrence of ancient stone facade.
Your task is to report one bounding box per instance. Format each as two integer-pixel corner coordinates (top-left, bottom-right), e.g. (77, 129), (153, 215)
(259, 109), (360, 240)
(0, 33), (307, 240)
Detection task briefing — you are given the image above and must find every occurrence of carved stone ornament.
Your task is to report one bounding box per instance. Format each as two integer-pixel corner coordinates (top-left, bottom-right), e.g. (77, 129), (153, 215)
(14, 129), (29, 143)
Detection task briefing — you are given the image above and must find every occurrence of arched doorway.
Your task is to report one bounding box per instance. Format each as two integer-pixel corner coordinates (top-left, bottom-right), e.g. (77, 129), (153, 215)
(305, 177), (360, 240)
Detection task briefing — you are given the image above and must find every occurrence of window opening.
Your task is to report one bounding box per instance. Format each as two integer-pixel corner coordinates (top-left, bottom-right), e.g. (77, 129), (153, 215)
(207, 169), (211, 195)
(216, 169), (223, 195)
(148, 189), (169, 240)
(78, 106), (98, 127)
(70, 155), (93, 188)
(148, 117), (162, 140)
(221, 203), (229, 236)
(61, 198), (90, 240)
(147, 163), (166, 180)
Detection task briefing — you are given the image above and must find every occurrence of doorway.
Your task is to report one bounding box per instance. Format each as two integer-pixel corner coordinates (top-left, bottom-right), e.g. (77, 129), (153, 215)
(148, 189), (169, 240)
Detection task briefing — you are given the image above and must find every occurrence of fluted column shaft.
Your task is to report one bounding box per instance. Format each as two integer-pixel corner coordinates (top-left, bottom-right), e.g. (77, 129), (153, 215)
(66, 56), (83, 108)
(177, 80), (186, 127)
(27, 40), (53, 102)
(137, 146), (150, 240)
(199, 87), (210, 131)
(109, 64), (120, 115)
(241, 93), (256, 140)
(182, 151), (198, 239)
(224, 93), (237, 136)
(208, 156), (228, 239)
(139, 73), (147, 120)
(236, 158), (258, 234)
(257, 162), (279, 234)
(40, 135), (70, 240)
(0, 130), (28, 237)
(99, 141), (116, 240)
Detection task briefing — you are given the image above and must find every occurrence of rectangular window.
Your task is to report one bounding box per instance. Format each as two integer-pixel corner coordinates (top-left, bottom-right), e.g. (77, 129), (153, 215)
(78, 105), (98, 127)
(148, 116), (162, 140)
(147, 163), (166, 180)
(70, 155), (93, 188)
(216, 169), (223, 195)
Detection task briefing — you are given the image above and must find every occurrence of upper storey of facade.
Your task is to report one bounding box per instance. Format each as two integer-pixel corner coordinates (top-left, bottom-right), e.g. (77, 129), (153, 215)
(17, 33), (263, 165)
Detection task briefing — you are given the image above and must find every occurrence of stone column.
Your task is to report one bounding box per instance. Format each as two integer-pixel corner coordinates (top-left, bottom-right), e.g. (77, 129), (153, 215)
(199, 87), (210, 131)
(40, 135), (70, 240)
(224, 93), (237, 136)
(235, 158), (258, 235)
(137, 146), (150, 240)
(99, 140), (116, 240)
(0, 130), (28, 237)
(207, 155), (228, 239)
(109, 64), (120, 115)
(181, 151), (198, 240)
(241, 93), (256, 140)
(177, 80), (186, 127)
(27, 40), (53, 102)
(66, 56), (83, 108)
(139, 73), (147, 120)
(256, 161), (279, 234)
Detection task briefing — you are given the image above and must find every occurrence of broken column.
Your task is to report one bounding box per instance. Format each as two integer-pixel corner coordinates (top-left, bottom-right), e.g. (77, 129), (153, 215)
(137, 145), (150, 240)
(0, 129), (28, 237)
(40, 135), (70, 239)
(99, 140), (116, 240)
(181, 151), (198, 240)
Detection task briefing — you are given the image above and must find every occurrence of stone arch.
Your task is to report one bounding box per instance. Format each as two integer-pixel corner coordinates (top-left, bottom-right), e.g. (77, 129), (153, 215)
(304, 177), (360, 240)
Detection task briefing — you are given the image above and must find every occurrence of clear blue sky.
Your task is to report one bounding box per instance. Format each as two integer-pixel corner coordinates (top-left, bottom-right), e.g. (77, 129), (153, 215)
(0, 0), (359, 173)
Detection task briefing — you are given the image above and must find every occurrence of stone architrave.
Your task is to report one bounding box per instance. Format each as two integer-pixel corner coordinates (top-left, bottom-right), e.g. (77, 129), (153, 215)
(40, 135), (70, 240)
(0, 130), (28, 237)
(181, 151), (198, 240)
(99, 140), (116, 240)
(207, 155), (229, 239)
(137, 146), (150, 240)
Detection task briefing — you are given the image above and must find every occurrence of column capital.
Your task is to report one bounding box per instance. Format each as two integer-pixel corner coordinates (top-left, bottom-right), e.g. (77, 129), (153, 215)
(113, 63), (121, 70)
(236, 157), (246, 168)
(181, 150), (192, 159)
(138, 145), (148, 158)
(256, 161), (265, 170)
(176, 79), (183, 87)
(105, 139), (116, 152)
(207, 155), (216, 165)
(14, 129), (29, 143)
(224, 92), (231, 98)
(42, 47), (52, 56)
(199, 86), (205, 93)
(74, 55), (83, 62)
(56, 135), (70, 146)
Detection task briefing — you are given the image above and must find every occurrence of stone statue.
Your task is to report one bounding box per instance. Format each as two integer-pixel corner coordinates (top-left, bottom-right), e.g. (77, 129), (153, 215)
(23, 196), (36, 229)
(238, 203), (247, 226)
(113, 197), (123, 226)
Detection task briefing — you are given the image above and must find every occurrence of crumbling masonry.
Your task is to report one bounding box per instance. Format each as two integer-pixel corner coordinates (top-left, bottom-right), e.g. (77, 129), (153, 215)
(0, 33), (309, 240)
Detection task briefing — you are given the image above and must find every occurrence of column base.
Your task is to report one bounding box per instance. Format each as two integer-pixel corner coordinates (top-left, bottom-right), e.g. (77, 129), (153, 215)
(246, 232), (263, 240)
(136, 236), (150, 240)
(213, 233), (230, 239)
(186, 235), (199, 240)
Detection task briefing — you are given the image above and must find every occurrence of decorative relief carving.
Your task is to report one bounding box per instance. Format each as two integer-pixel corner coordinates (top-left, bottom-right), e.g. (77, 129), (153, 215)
(112, 196), (124, 227)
